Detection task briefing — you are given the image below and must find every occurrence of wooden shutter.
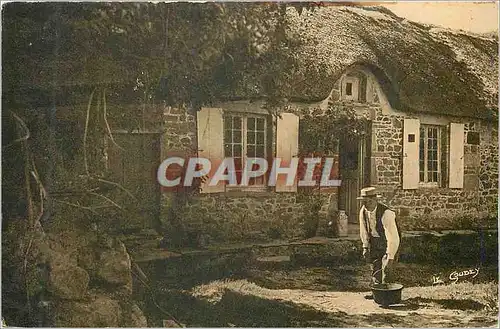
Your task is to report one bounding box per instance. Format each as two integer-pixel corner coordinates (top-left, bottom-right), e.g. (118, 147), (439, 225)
(197, 107), (224, 193)
(402, 118), (420, 189)
(440, 125), (449, 188)
(449, 123), (464, 189)
(275, 112), (299, 192)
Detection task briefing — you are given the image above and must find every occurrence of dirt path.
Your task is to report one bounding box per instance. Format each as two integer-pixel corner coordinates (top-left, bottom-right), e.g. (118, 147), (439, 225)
(190, 280), (499, 327)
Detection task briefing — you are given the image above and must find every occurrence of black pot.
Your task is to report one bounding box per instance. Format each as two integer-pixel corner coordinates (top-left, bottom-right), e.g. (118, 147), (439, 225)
(371, 283), (403, 306)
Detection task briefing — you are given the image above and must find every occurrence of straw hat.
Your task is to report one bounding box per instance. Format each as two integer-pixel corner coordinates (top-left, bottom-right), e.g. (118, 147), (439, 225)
(357, 186), (382, 200)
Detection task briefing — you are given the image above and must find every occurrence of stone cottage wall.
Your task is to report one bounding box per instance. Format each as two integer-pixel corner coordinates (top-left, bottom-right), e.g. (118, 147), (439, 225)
(158, 98), (497, 241)
(159, 104), (337, 245)
(476, 121), (498, 212)
(371, 108), (498, 231)
(176, 191), (335, 244)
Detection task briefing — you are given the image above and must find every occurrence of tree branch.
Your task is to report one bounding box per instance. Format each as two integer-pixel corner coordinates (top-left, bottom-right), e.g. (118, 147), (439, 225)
(83, 88), (97, 175)
(102, 88), (124, 150)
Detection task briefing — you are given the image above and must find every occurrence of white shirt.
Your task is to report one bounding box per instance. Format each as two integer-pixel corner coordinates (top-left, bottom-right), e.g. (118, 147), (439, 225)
(359, 204), (400, 260)
(367, 206), (380, 238)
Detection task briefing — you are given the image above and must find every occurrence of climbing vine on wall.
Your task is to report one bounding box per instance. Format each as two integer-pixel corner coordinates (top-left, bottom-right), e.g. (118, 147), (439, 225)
(299, 102), (369, 156)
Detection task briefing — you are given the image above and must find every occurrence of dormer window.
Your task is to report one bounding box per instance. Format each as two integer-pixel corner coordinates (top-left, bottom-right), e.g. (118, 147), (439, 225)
(341, 76), (359, 101)
(340, 71), (368, 102)
(345, 82), (353, 96)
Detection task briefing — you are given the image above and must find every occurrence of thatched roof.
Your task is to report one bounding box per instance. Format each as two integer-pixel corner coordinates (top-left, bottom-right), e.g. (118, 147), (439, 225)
(276, 5), (497, 120)
(7, 4), (497, 120)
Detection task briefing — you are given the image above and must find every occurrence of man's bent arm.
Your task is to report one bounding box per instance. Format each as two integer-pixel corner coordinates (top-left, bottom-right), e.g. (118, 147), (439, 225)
(382, 210), (400, 259)
(359, 206), (370, 249)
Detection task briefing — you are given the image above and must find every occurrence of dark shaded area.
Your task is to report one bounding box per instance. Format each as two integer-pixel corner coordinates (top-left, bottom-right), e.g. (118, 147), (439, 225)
(130, 230), (498, 326)
(405, 297), (486, 311)
(141, 288), (349, 327)
(398, 231), (498, 266)
(140, 252), (253, 290)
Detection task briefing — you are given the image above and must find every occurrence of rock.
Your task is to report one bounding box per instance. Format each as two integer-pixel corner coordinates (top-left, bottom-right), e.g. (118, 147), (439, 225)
(54, 295), (122, 327)
(46, 232), (80, 262)
(118, 300), (148, 327)
(128, 303), (148, 327)
(48, 260), (89, 300)
(77, 246), (96, 274)
(163, 319), (182, 327)
(97, 241), (132, 293)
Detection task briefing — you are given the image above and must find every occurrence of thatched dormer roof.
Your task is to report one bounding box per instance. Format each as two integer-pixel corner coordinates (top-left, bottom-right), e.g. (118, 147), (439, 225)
(279, 5), (498, 120)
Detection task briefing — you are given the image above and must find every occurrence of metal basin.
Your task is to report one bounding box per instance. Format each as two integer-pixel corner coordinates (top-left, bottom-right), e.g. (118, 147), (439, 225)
(371, 283), (404, 306)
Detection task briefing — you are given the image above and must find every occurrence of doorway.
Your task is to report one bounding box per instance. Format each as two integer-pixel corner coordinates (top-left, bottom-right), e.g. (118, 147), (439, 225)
(106, 132), (161, 231)
(338, 127), (372, 224)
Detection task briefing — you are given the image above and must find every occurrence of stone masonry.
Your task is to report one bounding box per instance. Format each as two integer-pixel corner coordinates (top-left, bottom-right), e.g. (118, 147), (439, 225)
(158, 86), (497, 242)
(159, 102), (337, 244)
(369, 108), (498, 231)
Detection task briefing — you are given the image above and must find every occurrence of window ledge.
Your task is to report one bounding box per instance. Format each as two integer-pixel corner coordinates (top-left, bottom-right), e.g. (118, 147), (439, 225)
(223, 188), (275, 198)
(418, 183), (441, 189)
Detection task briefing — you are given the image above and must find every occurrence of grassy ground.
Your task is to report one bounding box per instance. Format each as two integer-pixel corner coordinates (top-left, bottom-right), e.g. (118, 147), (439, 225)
(187, 279), (498, 327)
(139, 231), (498, 327)
(142, 262), (498, 327)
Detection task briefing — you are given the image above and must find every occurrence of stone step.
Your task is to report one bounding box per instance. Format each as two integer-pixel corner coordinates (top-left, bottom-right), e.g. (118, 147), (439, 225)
(253, 255), (292, 270)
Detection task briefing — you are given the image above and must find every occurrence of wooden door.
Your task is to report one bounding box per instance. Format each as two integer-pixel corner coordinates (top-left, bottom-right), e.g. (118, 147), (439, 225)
(107, 132), (161, 230)
(339, 128), (372, 224)
(339, 137), (359, 224)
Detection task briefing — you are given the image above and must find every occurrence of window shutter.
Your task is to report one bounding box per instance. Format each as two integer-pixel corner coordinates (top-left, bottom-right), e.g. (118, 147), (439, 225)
(402, 118), (420, 189)
(449, 123), (464, 189)
(440, 125), (449, 188)
(197, 107), (225, 193)
(275, 112), (299, 192)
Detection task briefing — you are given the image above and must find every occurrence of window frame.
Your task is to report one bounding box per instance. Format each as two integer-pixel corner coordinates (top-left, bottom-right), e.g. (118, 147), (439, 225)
(341, 76), (360, 101)
(345, 82), (353, 96)
(419, 124), (442, 188)
(223, 112), (269, 191)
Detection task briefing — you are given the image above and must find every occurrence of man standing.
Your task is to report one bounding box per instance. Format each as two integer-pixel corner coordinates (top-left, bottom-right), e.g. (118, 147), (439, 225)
(358, 186), (400, 287)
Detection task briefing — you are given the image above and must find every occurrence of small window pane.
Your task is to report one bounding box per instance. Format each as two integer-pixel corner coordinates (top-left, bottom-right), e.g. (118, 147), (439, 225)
(224, 130), (232, 144)
(247, 145), (255, 157)
(234, 144), (242, 156)
(234, 157), (242, 169)
(234, 158), (243, 184)
(256, 145), (265, 157)
(419, 138), (425, 159)
(247, 131), (255, 144)
(257, 118), (265, 131)
(247, 117), (255, 131)
(346, 82), (353, 96)
(233, 131), (242, 143)
(467, 132), (480, 145)
(224, 144), (232, 156)
(256, 131), (265, 144)
(233, 117), (242, 129)
(224, 117), (232, 130)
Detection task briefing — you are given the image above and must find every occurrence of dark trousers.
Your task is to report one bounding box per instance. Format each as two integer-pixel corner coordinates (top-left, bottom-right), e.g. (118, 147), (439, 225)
(369, 237), (387, 284)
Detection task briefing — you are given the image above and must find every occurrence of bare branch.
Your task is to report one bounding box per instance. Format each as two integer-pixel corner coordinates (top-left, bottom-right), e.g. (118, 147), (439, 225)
(53, 199), (98, 215)
(88, 192), (123, 210)
(95, 177), (138, 201)
(10, 111), (31, 143)
(83, 88), (97, 176)
(102, 88), (124, 150)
